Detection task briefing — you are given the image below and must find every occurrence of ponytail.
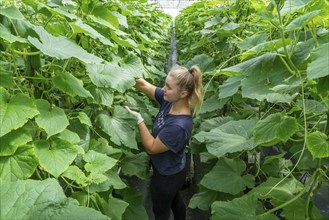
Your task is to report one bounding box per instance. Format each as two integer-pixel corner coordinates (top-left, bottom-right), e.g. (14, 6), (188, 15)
(168, 65), (204, 116)
(188, 65), (204, 116)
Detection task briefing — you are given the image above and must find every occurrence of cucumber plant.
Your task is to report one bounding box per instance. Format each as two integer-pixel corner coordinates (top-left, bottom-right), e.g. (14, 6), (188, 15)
(0, 0), (171, 219)
(176, 0), (329, 219)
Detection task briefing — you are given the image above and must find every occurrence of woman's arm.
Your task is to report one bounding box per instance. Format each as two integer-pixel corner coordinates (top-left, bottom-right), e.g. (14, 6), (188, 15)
(138, 122), (168, 154)
(135, 78), (157, 101)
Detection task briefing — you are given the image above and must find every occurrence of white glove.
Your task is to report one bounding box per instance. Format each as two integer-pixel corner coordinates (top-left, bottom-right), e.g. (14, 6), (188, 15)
(125, 106), (144, 125)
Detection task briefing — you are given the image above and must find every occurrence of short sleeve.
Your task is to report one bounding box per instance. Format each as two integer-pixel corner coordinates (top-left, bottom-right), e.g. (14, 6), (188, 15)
(158, 125), (186, 153)
(154, 87), (164, 105)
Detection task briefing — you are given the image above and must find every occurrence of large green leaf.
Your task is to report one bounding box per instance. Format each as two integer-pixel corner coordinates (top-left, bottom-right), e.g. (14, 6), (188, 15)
(223, 54), (295, 103)
(88, 86), (114, 107)
(86, 61), (135, 93)
(0, 69), (14, 88)
(62, 165), (88, 186)
(69, 19), (114, 46)
(211, 194), (280, 220)
(121, 187), (148, 220)
(78, 112), (92, 127)
(185, 54), (216, 73)
(199, 116), (233, 132)
(35, 99), (69, 138)
(241, 76), (296, 103)
(0, 88), (39, 137)
(307, 43), (329, 79)
(307, 131), (329, 159)
(120, 152), (149, 179)
(280, 0), (309, 14)
(88, 14), (117, 30)
(199, 94), (228, 114)
(91, 6), (119, 29)
(0, 5), (25, 19)
(194, 119), (256, 158)
(88, 137), (122, 158)
(96, 107), (137, 149)
(22, 1), (77, 20)
(0, 24), (27, 43)
(250, 177), (303, 200)
(106, 195), (129, 220)
(249, 177), (312, 219)
(286, 10), (321, 32)
(0, 127), (32, 156)
(261, 154), (293, 177)
(34, 138), (78, 177)
(297, 99), (328, 114)
(188, 187), (221, 211)
(217, 22), (241, 36)
(211, 195), (257, 220)
(68, 119), (90, 152)
(200, 157), (254, 195)
(0, 145), (38, 181)
(254, 113), (299, 145)
(28, 25), (103, 64)
(88, 170), (127, 193)
(218, 76), (242, 98)
(53, 72), (92, 98)
(83, 150), (118, 173)
(236, 34), (268, 51)
(0, 178), (110, 219)
(119, 54), (146, 78)
(86, 54), (145, 93)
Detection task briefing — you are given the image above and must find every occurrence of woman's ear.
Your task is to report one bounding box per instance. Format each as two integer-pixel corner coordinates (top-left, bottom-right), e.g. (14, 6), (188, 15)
(180, 90), (189, 99)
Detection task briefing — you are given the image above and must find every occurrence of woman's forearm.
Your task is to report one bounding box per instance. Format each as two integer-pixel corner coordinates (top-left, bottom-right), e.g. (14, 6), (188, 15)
(137, 122), (168, 154)
(138, 122), (155, 154)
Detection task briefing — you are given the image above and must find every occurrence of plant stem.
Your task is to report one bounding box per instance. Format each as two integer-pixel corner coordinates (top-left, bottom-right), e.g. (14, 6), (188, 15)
(13, 50), (41, 56)
(35, 168), (43, 180)
(87, 185), (90, 207)
(19, 76), (52, 80)
(275, 2), (299, 74)
(325, 112), (329, 135)
(305, 162), (321, 219)
(61, 176), (83, 189)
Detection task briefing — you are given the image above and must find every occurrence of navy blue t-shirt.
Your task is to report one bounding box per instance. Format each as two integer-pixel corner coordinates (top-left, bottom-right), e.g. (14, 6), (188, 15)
(150, 87), (193, 175)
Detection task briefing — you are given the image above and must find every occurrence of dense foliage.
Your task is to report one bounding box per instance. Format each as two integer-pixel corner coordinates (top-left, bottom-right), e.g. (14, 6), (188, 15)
(1, 0), (328, 219)
(0, 0), (171, 219)
(175, 0), (329, 219)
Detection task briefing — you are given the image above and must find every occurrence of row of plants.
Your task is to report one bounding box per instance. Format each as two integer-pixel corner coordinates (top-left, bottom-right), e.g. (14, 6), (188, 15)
(0, 0), (172, 219)
(175, 0), (328, 219)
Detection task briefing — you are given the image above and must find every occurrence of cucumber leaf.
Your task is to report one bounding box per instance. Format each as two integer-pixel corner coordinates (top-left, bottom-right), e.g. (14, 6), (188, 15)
(0, 145), (38, 181)
(34, 138), (78, 177)
(96, 107), (138, 149)
(28, 25), (103, 64)
(194, 119), (256, 158)
(0, 88), (39, 137)
(35, 99), (69, 138)
(307, 43), (329, 79)
(254, 113), (299, 145)
(307, 131), (329, 159)
(0, 178), (110, 219)
(53, 72), (93, 98)
(200, 157), (255, 195)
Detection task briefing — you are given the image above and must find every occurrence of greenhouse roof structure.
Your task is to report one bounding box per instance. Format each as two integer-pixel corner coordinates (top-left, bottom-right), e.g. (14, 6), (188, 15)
(148, 0), (199, 17)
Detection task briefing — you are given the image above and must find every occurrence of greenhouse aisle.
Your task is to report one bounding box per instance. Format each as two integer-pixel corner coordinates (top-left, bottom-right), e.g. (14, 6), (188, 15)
(166, 22), (178, 72)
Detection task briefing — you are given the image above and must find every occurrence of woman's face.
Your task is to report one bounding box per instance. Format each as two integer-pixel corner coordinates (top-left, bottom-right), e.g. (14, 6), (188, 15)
(161, 75), (182, 102)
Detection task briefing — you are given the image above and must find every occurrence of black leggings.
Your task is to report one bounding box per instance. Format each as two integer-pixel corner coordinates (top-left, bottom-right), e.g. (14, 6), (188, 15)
(150, 167), (186, 220)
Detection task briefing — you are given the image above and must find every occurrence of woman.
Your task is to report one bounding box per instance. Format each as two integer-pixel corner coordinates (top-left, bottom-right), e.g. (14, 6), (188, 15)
(125, 65), (203, 220)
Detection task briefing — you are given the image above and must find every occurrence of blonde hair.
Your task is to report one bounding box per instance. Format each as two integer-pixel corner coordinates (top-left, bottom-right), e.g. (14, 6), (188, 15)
(168, 65), (204, 116)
